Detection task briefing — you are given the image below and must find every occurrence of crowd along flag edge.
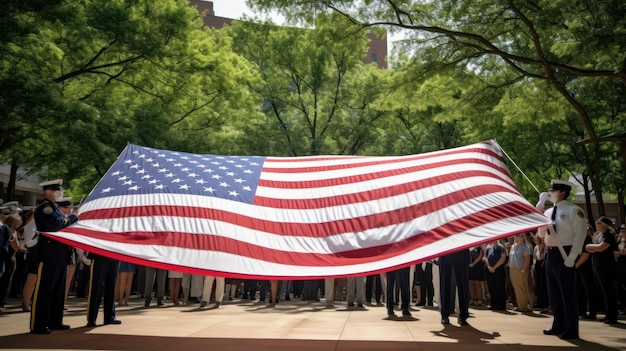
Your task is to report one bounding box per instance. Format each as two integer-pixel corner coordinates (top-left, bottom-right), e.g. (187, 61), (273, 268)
(44, 139), (551, 279)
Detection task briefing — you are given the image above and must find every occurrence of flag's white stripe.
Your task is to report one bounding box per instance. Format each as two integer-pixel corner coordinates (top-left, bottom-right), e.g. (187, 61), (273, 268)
(262, 142), (498, 167)
(256, 163), (510, 200)
(260, 150), (506, 182)
(79, 176), (518, 224)
(71, 191), (548, 254)
(55, 213), (545, 277)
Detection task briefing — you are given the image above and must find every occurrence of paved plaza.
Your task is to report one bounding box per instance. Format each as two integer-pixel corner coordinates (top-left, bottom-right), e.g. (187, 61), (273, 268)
(0, 296), (624, 351)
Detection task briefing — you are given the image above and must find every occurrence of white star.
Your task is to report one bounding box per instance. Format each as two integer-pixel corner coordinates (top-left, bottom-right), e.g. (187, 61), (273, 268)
(124, 160), (133, 164)
(195, 179), (207, 184)
(226, 160), (236, 164)
(166, 158), (175, 162)
(146, 158), (154, 162)
(197, 164), (206, 168)
(158, 168), (169, 173)
(210, 161), (221, 165)
(148, 179), (159, 184)
(218, 166), (228, 170)
(141, 175), (152, 180)
(180, 156), (190, 160)
(226, 171), (236, 176)
(171, 178), (183, 183)
(203, 169), (214, 173)
(173, 163), (183, 167)
(179, 184), (190, 190)
(228, 190), (240, 196)
(129, 185), (140, 191)
(152, 162), (160, 167)
(250, 162), (259, 166)
(136, 169), (146, 174)
(165, 173), (175, 178)
(219, 182), (230, 188)
(203, 187), (215, 193)
(181, 167), (190, 172)
(243, 186), (252, 191)
(112, 171), (122, 176)
(122, 180), (135, 186)
(138, 154), (146, 159)
(130, 164), (139, 169)
(234, 178), (245, 183)
(187, 172), (198, 178)
(235, 164), (244, 168)
(155, 184), (166, 190)
(118, 176), (128, 181)
(244, 169), (253, 174)
(211, 174), (222, 180)
(100, 187), (113, 193)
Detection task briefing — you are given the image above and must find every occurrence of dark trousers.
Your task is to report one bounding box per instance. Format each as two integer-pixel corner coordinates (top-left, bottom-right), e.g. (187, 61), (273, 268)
(545, 247), (578, 335)
(365, 274), (382, 303)
(386, 267), (410, 314)
(577, 262), (599, 316)
(439, 252), (470, 320)
(534, 260), (548, 309)
(87, 258), (119, 323)
(485, 266), (506, 310)
(30, 262), (66, 331)
(418, 263), (434, 305)
(593, 263), (618, 321)
(10, 252), (27, 298)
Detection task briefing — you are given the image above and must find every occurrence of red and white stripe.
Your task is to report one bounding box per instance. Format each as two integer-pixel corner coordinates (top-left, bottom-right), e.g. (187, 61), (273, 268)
(46, 140), (550, 279)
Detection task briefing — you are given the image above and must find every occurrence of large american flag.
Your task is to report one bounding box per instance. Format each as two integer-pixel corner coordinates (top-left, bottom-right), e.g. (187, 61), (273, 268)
(46, 140), (550, 279)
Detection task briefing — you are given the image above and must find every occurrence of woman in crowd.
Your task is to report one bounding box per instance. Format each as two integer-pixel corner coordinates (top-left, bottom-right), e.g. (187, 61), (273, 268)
(483, 239), (507, 311)
(508, 233), (532, 312)
(468, 245), (485, 305)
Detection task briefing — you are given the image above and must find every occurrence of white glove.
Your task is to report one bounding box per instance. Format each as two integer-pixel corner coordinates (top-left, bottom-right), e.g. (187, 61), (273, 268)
(564, 255), (576, 268)
(536, 192), (549, 209)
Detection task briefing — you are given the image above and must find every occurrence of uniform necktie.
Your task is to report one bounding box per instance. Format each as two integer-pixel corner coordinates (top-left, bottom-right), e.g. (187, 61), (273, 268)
(551, 206), (557, 232)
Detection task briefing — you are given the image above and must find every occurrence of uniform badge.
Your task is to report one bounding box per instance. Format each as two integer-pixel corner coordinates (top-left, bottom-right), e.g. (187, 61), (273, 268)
(43, 205), (53, 215)
(576, 208), (585, 218)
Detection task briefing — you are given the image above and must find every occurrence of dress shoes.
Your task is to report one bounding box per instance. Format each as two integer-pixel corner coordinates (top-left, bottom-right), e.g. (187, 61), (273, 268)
(200, 300), (208, 307)
(49, 324), (70, 330)
(559, 333), (579, 340)
(402, 310), (412, 317)
(441, 317), (450, 325)
(31, 327), (51, 335)
(104, 319), (122, 325)
(458, 318), (469, 326)
(86, 321), (96, 327)
(603, 319), (617, 324)
(543, 328), (562, 336)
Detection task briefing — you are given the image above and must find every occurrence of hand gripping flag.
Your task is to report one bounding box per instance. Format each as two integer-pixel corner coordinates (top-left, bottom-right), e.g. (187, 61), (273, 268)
(45, 140), (550, 279)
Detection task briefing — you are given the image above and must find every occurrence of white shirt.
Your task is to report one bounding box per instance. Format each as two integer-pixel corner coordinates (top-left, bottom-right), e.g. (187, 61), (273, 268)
(537, 199), (586, 258)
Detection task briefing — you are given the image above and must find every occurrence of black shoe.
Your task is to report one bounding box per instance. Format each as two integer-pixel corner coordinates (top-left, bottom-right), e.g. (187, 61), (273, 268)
(49, 324), (70, 330)
(31, 327), (51, 334)
(543, 328), (562, 336)
(603, 319), (617, 324)
(559, 333), (579, 340)
(104, 319), (122, 325)
(357, 303), (364, 308)
(441, 317), (450, 325)
(157, 299), (164, 306)
(458, 318), (469, 326)
(144, 300), (150, 307)
(86, 321), (96, 327)
(402, 310), (412, 317)
(387, 313), (396, 319)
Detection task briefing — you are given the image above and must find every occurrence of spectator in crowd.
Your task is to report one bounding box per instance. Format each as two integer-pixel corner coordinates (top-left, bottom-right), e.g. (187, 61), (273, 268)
(483, 239), (506, 311)
(469, 246), (485, 306)
(575, 225), (599, 319)
(585, 216), (618, 324)
(508, 233), (532, 312)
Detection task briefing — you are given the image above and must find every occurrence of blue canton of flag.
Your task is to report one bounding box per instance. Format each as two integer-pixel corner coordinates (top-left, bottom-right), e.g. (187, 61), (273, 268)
(89, 145), (266, 204)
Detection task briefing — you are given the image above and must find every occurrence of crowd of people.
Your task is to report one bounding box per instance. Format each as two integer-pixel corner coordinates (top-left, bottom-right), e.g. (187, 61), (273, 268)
(0, 179), (625, 337)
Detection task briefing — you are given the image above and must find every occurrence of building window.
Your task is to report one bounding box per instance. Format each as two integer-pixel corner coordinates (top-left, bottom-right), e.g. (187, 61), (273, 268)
(372, 53), (377, 62)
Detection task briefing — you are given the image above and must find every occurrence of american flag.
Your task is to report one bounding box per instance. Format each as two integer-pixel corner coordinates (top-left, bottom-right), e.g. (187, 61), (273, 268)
(46, 140), (550, 279)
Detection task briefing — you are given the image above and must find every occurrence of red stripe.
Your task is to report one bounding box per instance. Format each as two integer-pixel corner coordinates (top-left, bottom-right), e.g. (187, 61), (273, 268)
(258, 157), (509, 191)
(262, 143), (499, 173)
(255, 169), (509, 209)
(78, 184), (529, 238)
(61, 200), (540, 269)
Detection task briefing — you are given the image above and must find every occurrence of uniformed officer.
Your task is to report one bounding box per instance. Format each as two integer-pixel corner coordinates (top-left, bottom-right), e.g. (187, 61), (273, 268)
(536, 179), (586, 340)
(30, 179), (79, 334)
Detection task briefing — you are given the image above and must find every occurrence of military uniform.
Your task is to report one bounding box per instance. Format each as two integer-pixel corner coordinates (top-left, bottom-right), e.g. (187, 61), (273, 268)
(30, 180), (78, 334)
(537, 180), (586, 339)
